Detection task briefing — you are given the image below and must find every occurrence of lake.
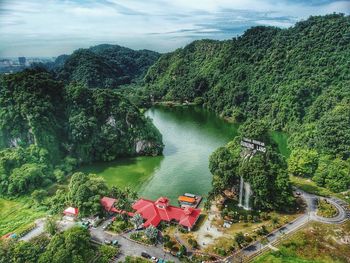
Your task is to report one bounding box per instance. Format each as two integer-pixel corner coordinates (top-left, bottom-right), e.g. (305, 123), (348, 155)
(81, 105), (288, 204)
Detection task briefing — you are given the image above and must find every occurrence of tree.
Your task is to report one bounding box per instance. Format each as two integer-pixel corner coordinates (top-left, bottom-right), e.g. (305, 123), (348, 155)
(288, 149), (319, 177)
(68, 172), (109, 216)
(179, 245), (187, 256)
(44, 217), (58, 236)
(271, 216), (279, 228)
(234, 232), (246, 248)
(31, 189), (48, 205)
(99, 245), (118, 263)
(38, 227), (93, 263)
(144, 225), (158, 242)
(131, 214), (144, 229)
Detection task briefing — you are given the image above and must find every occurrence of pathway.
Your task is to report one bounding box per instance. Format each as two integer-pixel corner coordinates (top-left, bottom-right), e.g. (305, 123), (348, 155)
(89, 220), (180, 263)
(222, 189), (349, 262)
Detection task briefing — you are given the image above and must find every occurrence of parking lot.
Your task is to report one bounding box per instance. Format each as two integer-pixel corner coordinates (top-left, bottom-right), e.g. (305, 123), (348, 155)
(89, 218), (180, 263)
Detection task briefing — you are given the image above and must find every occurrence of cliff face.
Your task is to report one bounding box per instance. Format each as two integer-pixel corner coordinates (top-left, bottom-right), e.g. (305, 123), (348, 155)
(0, 69), (163, 164)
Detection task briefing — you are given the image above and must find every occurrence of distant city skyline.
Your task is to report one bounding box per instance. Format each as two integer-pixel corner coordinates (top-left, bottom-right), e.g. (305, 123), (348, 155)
(0, 0), (349, 57)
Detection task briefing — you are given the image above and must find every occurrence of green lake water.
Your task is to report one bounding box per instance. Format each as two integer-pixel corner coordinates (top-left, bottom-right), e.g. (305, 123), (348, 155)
(81, 106), (288, 204)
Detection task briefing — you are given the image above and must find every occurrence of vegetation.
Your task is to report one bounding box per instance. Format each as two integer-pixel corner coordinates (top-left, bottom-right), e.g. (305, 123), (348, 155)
(124, 256), (151, 263)
(317, 199), (338, 218)
(0, 235), (50, 263)
(0, 227), (118, 263)
(143, 14), (350, 193)
(0, 69), (163, 197)
(46, 44), (160, 89)
(130, 230), (155, 245)
(109, 217), (133, 233)
(253, 222), (350, 263)
(209, 120), (294, 211)
(0, 198), (45, 236)
(99, 244), (119, 263)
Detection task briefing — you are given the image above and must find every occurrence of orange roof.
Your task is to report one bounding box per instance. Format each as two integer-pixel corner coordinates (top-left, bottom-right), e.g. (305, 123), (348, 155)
(178, 196), (196, 203)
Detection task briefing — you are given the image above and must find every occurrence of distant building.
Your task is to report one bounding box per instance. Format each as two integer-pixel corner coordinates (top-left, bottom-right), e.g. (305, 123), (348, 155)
(18, 57), (26, 66)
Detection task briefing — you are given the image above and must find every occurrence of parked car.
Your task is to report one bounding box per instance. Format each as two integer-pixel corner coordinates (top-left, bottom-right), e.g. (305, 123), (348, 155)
(151, 256), (158, 262)
(104, 239), (111, 245)
(141, 252), (151, 259)
(112, 240), (119, 246)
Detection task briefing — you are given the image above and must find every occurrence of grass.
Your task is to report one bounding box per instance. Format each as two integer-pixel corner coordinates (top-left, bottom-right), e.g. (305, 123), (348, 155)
(252, 221), (350, 263)
(201, 208), (301, 256)
(290, 175), (350, 205)
(129, 231), (154, 245)
(109, 218), (133, 234)
(0, 197), (46, 236)
(290, 176), (333, 197)
(317, 199), (338, 218)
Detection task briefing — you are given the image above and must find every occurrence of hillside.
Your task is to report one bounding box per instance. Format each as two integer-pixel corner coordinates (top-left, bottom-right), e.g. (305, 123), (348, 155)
(144, 14), (350, 192)
(0, 69), (163, 196)
(51, 44), (160, 89)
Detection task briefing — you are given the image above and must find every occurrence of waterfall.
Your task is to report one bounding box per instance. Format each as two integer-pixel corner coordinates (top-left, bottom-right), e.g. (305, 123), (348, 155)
(238, 176), (244, 207)
(243, 182), (251, 210)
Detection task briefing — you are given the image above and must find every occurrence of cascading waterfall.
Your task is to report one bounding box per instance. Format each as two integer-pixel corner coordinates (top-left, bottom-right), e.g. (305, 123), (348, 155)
(238, 176), (244, 207)
(243, 181), (251, 210)
(238, 151), (253, 210)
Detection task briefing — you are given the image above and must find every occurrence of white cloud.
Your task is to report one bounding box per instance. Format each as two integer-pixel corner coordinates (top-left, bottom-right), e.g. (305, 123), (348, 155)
(0, 0), (349, 56)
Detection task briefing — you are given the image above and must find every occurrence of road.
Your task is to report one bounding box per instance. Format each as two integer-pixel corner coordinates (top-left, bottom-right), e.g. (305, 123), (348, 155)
(90, 219), (180, 263)
(224, 189), (349, 262)
(19, 218), (45, 242)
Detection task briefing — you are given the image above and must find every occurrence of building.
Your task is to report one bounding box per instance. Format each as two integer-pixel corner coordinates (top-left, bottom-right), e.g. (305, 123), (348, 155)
(63, 207), (79, 220)
(18, 57), (26, 66)
(101, 196), (201, 231)
(100, 196), (134, 217)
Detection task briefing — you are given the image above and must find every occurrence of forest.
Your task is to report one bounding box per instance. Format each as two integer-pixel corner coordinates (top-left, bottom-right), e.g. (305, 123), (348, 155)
(0, 69), (163, 196)
(43, 44), (160, 89)
(143, 14), (350, 194)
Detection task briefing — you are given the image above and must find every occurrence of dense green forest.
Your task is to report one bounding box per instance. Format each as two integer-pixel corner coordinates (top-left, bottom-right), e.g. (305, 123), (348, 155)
(0, 69), (163, 196)
(143, 14), (350, 193)
(45, 44), (160, 89)
(0, 226), (115, 263)
(209, 120), (294, 210)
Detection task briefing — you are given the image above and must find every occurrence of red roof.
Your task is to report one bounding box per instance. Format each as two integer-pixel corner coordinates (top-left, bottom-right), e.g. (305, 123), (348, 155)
(63, 207), (79, 216)
(101, 197), (117, 212)
(101, 197), (135, 217)
(132, 197), (201, 229)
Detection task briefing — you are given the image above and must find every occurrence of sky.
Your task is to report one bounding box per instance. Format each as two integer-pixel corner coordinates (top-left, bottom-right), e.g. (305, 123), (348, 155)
(0, 0), (349, 57)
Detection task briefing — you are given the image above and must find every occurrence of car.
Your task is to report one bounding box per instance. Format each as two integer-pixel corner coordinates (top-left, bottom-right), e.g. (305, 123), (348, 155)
(112, 240), (119, 246)
(104, 239), (111, 245)
(295, 191), (301, 196)
(141, 252), (151, 259)
(151, 256), (158, 262)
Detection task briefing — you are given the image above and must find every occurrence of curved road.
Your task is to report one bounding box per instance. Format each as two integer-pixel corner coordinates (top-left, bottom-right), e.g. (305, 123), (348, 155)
(224, 189), (349, 262)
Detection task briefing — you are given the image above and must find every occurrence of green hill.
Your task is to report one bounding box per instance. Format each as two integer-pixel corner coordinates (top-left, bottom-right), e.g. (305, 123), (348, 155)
(0, 69), (163, 195)
(53, 44), (160, 89)
(144, 14), (350, 192)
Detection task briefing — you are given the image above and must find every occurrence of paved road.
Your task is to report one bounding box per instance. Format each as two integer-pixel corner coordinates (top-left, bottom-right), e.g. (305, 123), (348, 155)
(224, 189), (349, 262)
(19, 219), (45, 242)
(90, 219), (180, 263)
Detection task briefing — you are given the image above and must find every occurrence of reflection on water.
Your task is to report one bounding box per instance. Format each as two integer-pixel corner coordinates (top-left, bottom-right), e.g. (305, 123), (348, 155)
(81, 105), (238, 203)
(81, 105), (289, 204)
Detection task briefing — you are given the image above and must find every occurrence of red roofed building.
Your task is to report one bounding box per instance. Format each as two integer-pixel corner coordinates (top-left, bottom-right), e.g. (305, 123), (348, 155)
(101, 196), (201, 231)
(63, 207), (79, 220)
(100, 196), (134, 217)
(132, 197), (201, 231)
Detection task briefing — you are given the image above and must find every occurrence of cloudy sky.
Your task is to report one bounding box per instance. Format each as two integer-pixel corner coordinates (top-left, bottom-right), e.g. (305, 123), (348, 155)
(0, 0), (349, 57)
